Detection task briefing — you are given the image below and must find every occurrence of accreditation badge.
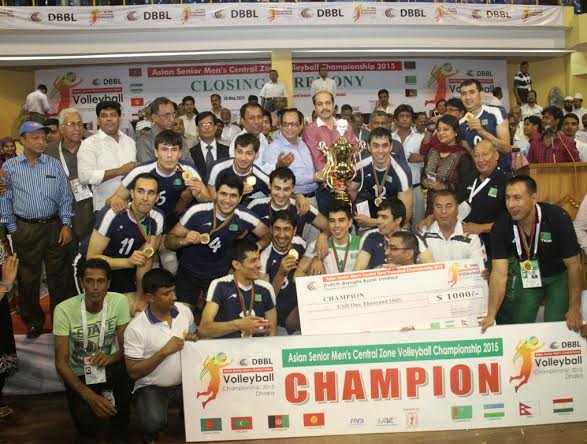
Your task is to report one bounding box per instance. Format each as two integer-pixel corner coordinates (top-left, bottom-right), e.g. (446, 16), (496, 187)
(70, 178), (93, 202)
(457, 201), (472, 220)
(519, 259), (542, 288)
(83, 355), (107, 385)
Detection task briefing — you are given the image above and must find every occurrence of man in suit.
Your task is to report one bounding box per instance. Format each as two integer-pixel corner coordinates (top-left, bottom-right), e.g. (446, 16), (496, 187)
(189, 111), (229, 180)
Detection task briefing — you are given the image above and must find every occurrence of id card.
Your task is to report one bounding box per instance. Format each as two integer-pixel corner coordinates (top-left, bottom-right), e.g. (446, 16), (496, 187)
(84, 356), (107, 385)
(458, 201), (472, 220)
(71, 178), (93, 202)
(520, 259), (542, 288)
(355, 200), (370, 217)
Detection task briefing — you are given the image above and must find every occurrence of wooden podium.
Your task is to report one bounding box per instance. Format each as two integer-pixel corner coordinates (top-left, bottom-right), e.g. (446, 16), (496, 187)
(527, 162), (587, 219)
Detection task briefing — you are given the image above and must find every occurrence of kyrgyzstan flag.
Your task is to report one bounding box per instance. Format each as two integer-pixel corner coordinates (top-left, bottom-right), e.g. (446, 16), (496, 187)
(303, 413), (325, 427)
(231, 416), (253, 430)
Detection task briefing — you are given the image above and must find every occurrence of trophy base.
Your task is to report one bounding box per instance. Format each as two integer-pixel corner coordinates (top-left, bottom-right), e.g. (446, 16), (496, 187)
(334, 190), (352, 204)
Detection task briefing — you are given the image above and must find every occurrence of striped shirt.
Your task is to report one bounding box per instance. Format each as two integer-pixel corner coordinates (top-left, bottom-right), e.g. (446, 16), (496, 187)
(0, 154), (73, 233)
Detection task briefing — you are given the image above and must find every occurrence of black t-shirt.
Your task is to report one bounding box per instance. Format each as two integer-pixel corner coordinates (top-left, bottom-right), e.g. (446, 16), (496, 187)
(490, 202), (580, 277)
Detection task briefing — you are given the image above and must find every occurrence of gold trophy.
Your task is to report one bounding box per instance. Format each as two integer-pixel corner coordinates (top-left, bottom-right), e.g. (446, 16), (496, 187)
(321, 119), (356, 203)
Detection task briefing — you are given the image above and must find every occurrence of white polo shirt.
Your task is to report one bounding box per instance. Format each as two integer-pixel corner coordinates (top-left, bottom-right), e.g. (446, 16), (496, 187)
(422, 220), (486, 263)
(124, 303), (195, 393)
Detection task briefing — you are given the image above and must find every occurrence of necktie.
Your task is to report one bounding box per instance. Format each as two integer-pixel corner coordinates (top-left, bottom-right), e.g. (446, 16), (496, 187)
(205, 145), (214, 170)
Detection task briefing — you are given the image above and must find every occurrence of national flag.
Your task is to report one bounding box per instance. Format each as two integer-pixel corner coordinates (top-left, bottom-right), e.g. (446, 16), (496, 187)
(483, 403), (505, 418)
(231, 416), (253, 430)
(200, 418), (222, 432)
(519, 401), (539, 416)
(268, 415), (289, 429)
(130, 98), (144, 107)
(405, 89), (418, 97)
(404, 61), (416, 70)
(128, 68), (142, 77)
(405, 75), (417, 84)
(451, 405), (472, 420)
(303, 413), (325, 427)
(553, 398), (573, 414)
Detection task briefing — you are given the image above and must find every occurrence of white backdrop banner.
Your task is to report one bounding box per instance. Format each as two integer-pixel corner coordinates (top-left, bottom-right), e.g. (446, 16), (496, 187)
(35, 58), (507, 127)
(0, 4), (562, 30)
(182, 322), (586, 442)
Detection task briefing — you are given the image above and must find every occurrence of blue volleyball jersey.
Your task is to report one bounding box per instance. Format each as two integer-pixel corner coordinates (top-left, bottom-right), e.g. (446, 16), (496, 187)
(80, 205), (164, 259)
(248, 197), (318, 237)
(207, 158), (270, 204)
(353, 155), (411, 218)
(206, 275), (276, 339)
(177, 202), (261, 280)
(260, 237), (306, 324)
(121, 161), (200, 218)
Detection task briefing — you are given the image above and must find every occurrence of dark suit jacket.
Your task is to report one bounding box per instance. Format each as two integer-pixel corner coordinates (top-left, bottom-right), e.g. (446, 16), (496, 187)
(190, 141), (229, 181)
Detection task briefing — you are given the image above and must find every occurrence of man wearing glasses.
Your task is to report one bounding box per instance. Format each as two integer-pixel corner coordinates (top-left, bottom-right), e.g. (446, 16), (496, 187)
(136, 96), (193, 166)
(262, 109), (317, 199)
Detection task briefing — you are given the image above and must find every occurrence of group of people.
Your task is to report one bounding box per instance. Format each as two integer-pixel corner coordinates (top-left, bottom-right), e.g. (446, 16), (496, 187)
(0, 66), (585, 442)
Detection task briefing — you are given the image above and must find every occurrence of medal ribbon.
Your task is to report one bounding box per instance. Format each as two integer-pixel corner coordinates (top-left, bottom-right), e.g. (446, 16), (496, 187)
(513, 204), (542, 260)
(234, 275), (255, 317)
(129, 204), (151, 245)
(330, 236), (351, 273)
(210, 204), (235, 236)
(371, 158), (392, 198)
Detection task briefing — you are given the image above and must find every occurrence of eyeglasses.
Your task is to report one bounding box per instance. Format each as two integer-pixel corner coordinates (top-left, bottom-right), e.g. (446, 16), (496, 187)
(387, 246), (412, 251)
(281, 122), (301, 128)
(199, 121), (215, 127)
(155, 112), (177, 119)
(63, 121), (83, 128)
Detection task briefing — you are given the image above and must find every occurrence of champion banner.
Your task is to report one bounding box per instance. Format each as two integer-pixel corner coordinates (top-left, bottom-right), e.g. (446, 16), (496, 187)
(0, 4), (562, 30)
(182, 322), (586, 442)
(35, 58), (507, 127)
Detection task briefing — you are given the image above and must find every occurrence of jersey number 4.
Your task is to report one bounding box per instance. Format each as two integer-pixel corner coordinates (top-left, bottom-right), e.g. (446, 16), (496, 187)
(209, 237), (221, 253)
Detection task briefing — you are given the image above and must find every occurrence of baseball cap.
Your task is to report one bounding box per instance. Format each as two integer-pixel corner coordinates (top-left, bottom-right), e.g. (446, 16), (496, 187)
(575, 93), (583, 100)
(136, 120), (151, 132)
(19, 121), (50, 136)
(564, 96), (574, 101)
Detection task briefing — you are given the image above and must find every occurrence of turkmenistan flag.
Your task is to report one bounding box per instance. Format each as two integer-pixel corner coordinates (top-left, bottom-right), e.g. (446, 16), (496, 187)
(200, 418), (222, 432)
(451, 405), (473, 420)
(231, 416), (253, 430)
(405, 75), (417, 84)
(268, 415), (290, 429)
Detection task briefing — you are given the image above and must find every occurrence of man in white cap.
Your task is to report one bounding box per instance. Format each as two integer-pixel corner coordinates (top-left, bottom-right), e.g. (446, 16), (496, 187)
(573, 93), (586, 129)
(563, 96), (575, 115)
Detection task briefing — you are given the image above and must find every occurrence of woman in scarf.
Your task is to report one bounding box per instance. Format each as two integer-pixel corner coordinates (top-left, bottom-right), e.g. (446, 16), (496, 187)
(421, 114), (474, 215)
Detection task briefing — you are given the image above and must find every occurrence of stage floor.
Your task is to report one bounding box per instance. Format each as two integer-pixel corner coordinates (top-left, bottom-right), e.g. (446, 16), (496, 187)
(0, 392), (586, 444)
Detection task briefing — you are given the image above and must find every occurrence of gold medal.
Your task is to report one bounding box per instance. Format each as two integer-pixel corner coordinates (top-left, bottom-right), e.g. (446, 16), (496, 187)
(182, 169), (192, 181)
(374, 197), (383, 207)
(464, 112), (474, 122)
(200, 233), (210, 245)
(287, 249), (299, 260)
(143, 245), (155, 259)
(522, 260), (533, 272)
(241, 330), (252, 338)
(246, 176), (257, 187)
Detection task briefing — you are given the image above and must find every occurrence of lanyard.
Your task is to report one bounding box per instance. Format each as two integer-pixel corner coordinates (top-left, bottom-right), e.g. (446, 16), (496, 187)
(513, 204), (542, 259)
(58, 142), (71, 179)
(210, 205), (235, 235)
(468, 177), (491, 203)
(129, 205), (151, 245)
(81, 298), (108, 351)
(234, 275), (255, 316)
(330, 236), (351, 273)
(372, 158), (392, 198)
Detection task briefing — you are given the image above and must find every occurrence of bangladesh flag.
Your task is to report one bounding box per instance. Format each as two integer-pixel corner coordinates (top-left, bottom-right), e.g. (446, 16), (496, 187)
(451, 405), (473, 420)
(200, 418), (222, 432)
(231, 416), (253, 430)
(268, 415), (290, 429)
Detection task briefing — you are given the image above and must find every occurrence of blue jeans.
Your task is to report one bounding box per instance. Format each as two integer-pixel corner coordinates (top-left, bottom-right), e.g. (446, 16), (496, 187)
(134, 384), (183, 440)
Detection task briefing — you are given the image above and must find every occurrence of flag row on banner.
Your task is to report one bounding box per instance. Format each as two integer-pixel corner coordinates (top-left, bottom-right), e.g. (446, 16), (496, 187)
(0, 3), (563, 30)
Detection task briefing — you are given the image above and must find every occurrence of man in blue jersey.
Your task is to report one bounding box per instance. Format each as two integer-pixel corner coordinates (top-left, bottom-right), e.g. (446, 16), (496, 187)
(85, 173), (164, 307)
(348, 127), (413, 229)
(165, 174), (270, 312)
(248, 167), (328, 241)
(354, 198), (432, 271)
(199, 238), (276, 339)
(459, 79), (511, 170)
(108, 130), (209, 228)
(260, 210), (306, 334)
(207, 133), (270, 206)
